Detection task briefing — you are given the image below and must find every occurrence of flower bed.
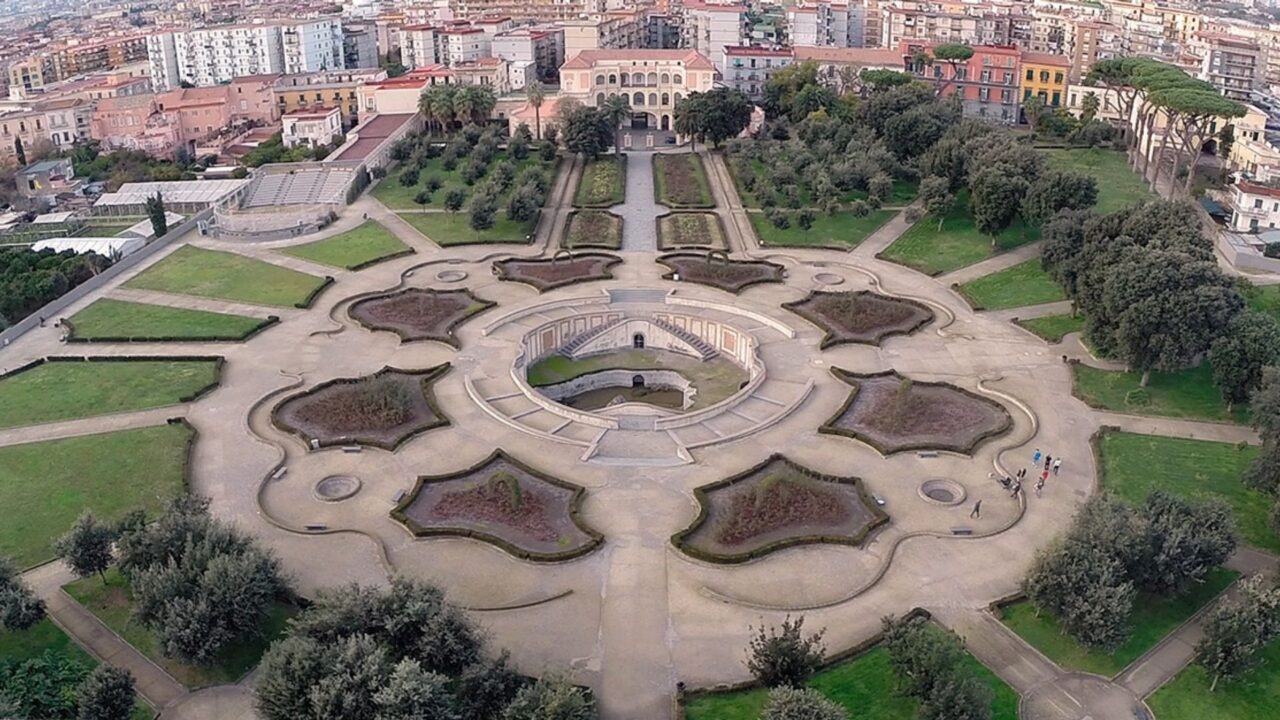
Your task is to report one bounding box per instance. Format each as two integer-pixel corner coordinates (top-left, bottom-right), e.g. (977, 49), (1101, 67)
(574, 156), (626, 208)
(820, 369), (1013, 456)
(656, 213), (727, 250)
(392, 450), (603, 561)
(783, 290), (933, 348)
(658, 253), (784, 293)
(672, 454), (886, 564)
(563, 210), (622, 250)
(495, 253), (622, 292)
(348, 288), (494, 347)
(654, 154), (714, 208)
(272, 365), (450, 451)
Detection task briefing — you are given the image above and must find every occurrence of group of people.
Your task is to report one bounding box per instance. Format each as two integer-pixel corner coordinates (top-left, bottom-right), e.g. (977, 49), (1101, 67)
(972, 448), (1064, 519)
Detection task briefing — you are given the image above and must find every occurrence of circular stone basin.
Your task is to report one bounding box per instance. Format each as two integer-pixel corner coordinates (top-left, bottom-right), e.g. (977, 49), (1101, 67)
(315, 475), (362, 502)
(918, 478), (966, 506)
(436, 269), (468, 282)
(814, 272), (845, 286)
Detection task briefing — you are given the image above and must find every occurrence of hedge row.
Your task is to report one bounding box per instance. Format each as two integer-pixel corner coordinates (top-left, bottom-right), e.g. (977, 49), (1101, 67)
(347, 247), (418, 272)
(295, 276), (336, 309)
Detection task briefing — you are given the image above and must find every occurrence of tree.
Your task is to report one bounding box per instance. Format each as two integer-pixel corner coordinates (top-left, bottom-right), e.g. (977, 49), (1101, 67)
(145, 192), (167, 238)
(1132, 491), (1236, 596)
(1021, 171), (1099, 226)
(54, 512), (116, 582)
(918, 175), (955, 230)
(560, 107), (613, 160)
(372, 659), (459, 720)
(858, 68), (913, 94)
(1196, 574), (1280, 690)
(469, 194), (497, 231)
(453, 653), (525, 720)
(76, 665), (135, 720)
(761, 687), (848, 720)
(256, 635), (329, 720)
(0, 555), (45, 631)
(308, 634), (388, 720)
(1039, 209), (1092, 301)
(14, 137), (26, 166)
(1023, 95), (1047, 136)
(745, 615), (826, 688)
(501, 677), (596, 720)
(795, 208), (816, 239)
(1211, 311), (1280, 409)
(882, 616), (992, 720)
(1244, 368), (1280, 495)
(526, 81), (545, 140)
(1080, 92), (1101, 124)
(444, 188), (467, 212)
(925, 43), (976, 95)
(969, 166), (1030, 241)
(600, 94), (630, 155)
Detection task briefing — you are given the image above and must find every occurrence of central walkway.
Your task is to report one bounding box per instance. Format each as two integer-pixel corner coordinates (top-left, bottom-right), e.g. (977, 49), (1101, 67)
(615, 151), (666, 252)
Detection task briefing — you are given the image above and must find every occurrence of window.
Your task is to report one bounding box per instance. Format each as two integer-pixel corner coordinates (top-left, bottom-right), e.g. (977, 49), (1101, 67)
(660, 73), (669, 83)
(631, 72), (643, 84)
(596, 74), (605, 85)
(1025, 69), (1034, 81)
(1040, 71), (1049, 82)
(633, 92), (644, 105)
(1024, 89), (1032, 100)
(1051, 91), (1061, 106)
(661, 93), (669, 105)
(597, 92), (605, 105)
(1255, 199), (1264, 209)
(1004, 72), (1013, 84)
(647, 72), (657, 84)
(673, 74), (682, 84)
(1054, 72), (1064, 84)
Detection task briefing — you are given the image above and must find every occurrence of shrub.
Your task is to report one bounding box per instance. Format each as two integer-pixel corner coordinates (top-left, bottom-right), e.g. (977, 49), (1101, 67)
(371, 166), (387, 179)
(0, 556), (46, 631)
(745, 615), (826, 688)
(470, 195), (497, 231)
(414, 190), (433, 205)
(425, 175), (444, 192)
(848, 200), (870, 218)
(460, 159), (487, 186)
(399, 168), (420, 187)
(444, 189), (467, 212)
(765, 207), (790, 230)
(1265, 242), (1280, 259)
(539, 142), (557, 162)
(761, 687), (848, 720)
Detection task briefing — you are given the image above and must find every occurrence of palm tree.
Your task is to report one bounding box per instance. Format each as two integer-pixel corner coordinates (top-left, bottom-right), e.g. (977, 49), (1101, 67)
(428, 85), (457, 133)
(469, 85), (497, 125)
(454, 87), (478, 126)
(600, 95), (630, 155)
(673, 96), (699, 151)
(526, 81), (545, 140)
(418, 88), (439, 135)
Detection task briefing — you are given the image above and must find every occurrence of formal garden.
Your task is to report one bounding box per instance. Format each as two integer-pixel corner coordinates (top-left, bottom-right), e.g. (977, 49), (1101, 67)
(783, 291), (934, 348)
(574, 155), (626, 208)
(65, 299), (277, 342)
(279, 220), (413, 270)
(564, 210), (623, 249)
(495, 253), (622, 292)
(653, 153), (713, 208)
(656, 212), (727, 250)
(348, 288), (494, 346)
(125, 245), (331, 308)
(657, 252), (785, 293)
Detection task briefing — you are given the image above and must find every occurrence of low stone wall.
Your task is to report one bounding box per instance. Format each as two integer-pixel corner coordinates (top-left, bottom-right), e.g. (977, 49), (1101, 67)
(537, 369), (694, 409)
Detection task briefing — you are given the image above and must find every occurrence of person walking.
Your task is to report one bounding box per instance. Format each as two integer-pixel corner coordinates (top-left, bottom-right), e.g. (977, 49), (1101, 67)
(1052, 458), (1062, 475)
(1035, 476), (1045, 497)
(1011, 479), (1022, 498)
(970, 500), (982, 519)
(1041, 467), (1050, 484)
(1032, 448), (1042, 466)
(1017, 467), (1027, 481)
(1043, 454), (1053, 472)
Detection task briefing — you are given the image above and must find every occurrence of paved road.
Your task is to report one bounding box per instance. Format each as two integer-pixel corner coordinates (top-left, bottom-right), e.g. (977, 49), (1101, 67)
(617, 151), (663, 252)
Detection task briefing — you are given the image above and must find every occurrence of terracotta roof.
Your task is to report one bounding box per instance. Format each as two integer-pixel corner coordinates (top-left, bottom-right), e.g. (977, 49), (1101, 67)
(1020, 51), (1071, 67)
(561, 49), (714, 71)
(793, 47), (902, 66)
(1236, 182), (1280, 200)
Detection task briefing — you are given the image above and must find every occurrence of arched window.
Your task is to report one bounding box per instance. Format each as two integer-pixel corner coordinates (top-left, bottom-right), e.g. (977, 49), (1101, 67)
(633, 92), (644, 105)
(609, 92), (617, 100)
(633, 334), (645, 349)
(646, 72), (657, 85)
(661, 93), (670, 105)
(595, 74), (605, 85)
(618, 74), (626, 85)
(631, 72), (644, 85)
(660, 73), (670, 84)
(673, 74), (683, 85)
(596, 92), (605, 105)
(674, 92), (683, 104)
(648, 93), (657, 106)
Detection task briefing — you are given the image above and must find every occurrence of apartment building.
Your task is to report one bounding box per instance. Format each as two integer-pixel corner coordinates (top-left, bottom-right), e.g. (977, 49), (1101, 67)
(881, 1), (1033, 50)
(681, 1), (747, 72)
(559, 49), (717, 131)
(722, 46), (793, 99)
(401, 25), (439, 68)
(439, 26), (491, 66)
(343, 23), (381, 69)
(282, 106), (342, 148)
(273, 68), (386, 129)
(1194, 32), (1266, 102)
(358, 67), (456, 115)
(453, 57), (512, 93)
(34, 98), (93, 149)
(903, 40), (1022, 124)
(446, 0), (588, 24)
(7, 35), (149, 99)
(283, 18), (345, 75)
(787, 2), (866, 49)
(1021, 51), (1070, 108)
(1228, 181), (1280, 233)
(0, 108), (53, 165)
(148, 19), (345, 92)
(491, 28), (565, 88)
(561, 11), (651, 62)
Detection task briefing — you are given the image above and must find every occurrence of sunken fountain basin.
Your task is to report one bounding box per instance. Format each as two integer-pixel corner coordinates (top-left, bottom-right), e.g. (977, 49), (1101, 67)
(391, 450), (603, 562)
(783, 290), (933, 348)
(671, 454), (887, 564)
(272, 365), (451, 451)
(349, 288), (494, 347)
(658, 252), (786, 294)
(494, 253), (622, 293)
(820, 369), (1013, 457)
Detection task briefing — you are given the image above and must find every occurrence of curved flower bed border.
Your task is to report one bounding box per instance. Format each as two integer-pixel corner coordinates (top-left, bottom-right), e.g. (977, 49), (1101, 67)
(271, 363), (451, 452)
(493, 252), (623, 293)
(657, 252), (786, 294)
(391, 449), (605, 562)
(819, 368), (1014, 457)
(670, 453), (888, 565)
(348, 288), (495, 348)
(783, 290), (934, 349)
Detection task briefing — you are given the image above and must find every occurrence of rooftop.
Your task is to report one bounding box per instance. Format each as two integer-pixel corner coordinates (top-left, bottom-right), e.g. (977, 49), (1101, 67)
(562, 49), (715, 71)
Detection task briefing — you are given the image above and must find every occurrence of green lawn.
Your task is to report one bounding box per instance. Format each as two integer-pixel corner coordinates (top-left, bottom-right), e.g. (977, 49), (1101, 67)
(398, 211), (536, 246)
(281, 220), (411, 269)
(653, 153), (713, 208)
(1000, 567), (1239, 677)
(1149, 636), (1280, 720)
(1099, 430), (1274, 551)
(958, 259), (1066, 310)
(1072, 362), (1248, 424)
(1042, 148), (1154, 214)
(683, 646), (1017, 720)
(880, 191), (1040, 276)
(0, 424), (192, 567)
(527, 350), (745, 410)
(0, 359), (220, 429)
(749, 209), (897, 248)
(1016, 313), (1085, 342)
(67, 299), (272, 341)
(126, 246), (327, 308)
(372, 151), (550, 210)
(575, 156), (626, 207)
(64, 569), (293, 688)
(1243, 283), (1280, 322)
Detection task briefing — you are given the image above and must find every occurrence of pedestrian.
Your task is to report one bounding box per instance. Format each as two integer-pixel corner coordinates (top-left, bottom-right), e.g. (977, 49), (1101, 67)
(1052, 458), (1062, 475)
(970, 500), (982, 519)
(38, 316), (45, 327)
(1044, 454), (1053, 472)
(1017, 467), (1027, 481)
(1035, 476), (1045, 497)
(1032, 448), (1042, 466)
(1041, 468), (1050, 484)
(1010, 479), (1021, 498)
(999, 476), (1012, 491)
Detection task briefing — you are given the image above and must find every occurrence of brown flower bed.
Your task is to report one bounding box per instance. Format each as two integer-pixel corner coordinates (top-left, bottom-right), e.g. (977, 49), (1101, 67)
(658, 252), (784, 293)
(349, 288), (494, 347)
(654, 154), (714, 208)
(272, 365), (450, 451)
(392, 451), (603, 561)
(820, 369), (1013, 456)
(564, 211), (622, 250)
(494, 253), (622, 292)
(657, 213), (727, 250)
(783, 290), (933, 348)
(672, 455), (886, 564)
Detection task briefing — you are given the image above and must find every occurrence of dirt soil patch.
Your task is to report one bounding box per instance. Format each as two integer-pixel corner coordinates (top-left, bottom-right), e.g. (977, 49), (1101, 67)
(393, 451), (602, 560)
(659, 253), (784, 293)
(495, 253), (622, 292)
(821, 370), (1012, 456)
(784, 290), (933, 348)
(349, 289), (494, 347)
(654, 154), (713, 208)
(273, 366), (450, 450)
(673, 455), (885, 563)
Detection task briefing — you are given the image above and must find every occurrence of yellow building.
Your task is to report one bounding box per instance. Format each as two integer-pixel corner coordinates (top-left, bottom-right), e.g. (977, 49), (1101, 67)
(273, 69), (387, 130)
(1020, 51), (1071, 108)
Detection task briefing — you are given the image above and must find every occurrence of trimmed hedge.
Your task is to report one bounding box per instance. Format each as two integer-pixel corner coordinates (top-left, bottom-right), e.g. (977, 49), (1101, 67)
(270, 363), (452, 452)
(294, 276), (336, 309)
(656, 252), (786, 294)
(493, 252), (623, 293)
(390, 449), (605, 562)
(782, 290), (935, 349)
(63, 315), (281, 344)
(347, 247), (418, 272)
(818, 368), (1014, 457)
(670, 453), (889, 565)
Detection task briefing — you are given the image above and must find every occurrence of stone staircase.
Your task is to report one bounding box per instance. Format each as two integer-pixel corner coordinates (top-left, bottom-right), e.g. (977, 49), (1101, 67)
(608, 288), (668, 304)
(650, 317), (719, 360)
(559, 317), (627, 358)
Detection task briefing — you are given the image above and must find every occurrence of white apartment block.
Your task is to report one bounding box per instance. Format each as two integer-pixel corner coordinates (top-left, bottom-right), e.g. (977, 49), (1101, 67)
(148, 20), (345, 92)
(559, 11), (650, 62)
(439, 27), (490, 66)
(722, 46), (793, 99)
(282, 18), (345, 75)
(401, 25), (439, 69)
(787, 2), (865, 49)
(1194, 32), (1266, 102)
(491, 28), (564, 89)
(682, 1), (747, 72)
(1229, 181), (1280, 233)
